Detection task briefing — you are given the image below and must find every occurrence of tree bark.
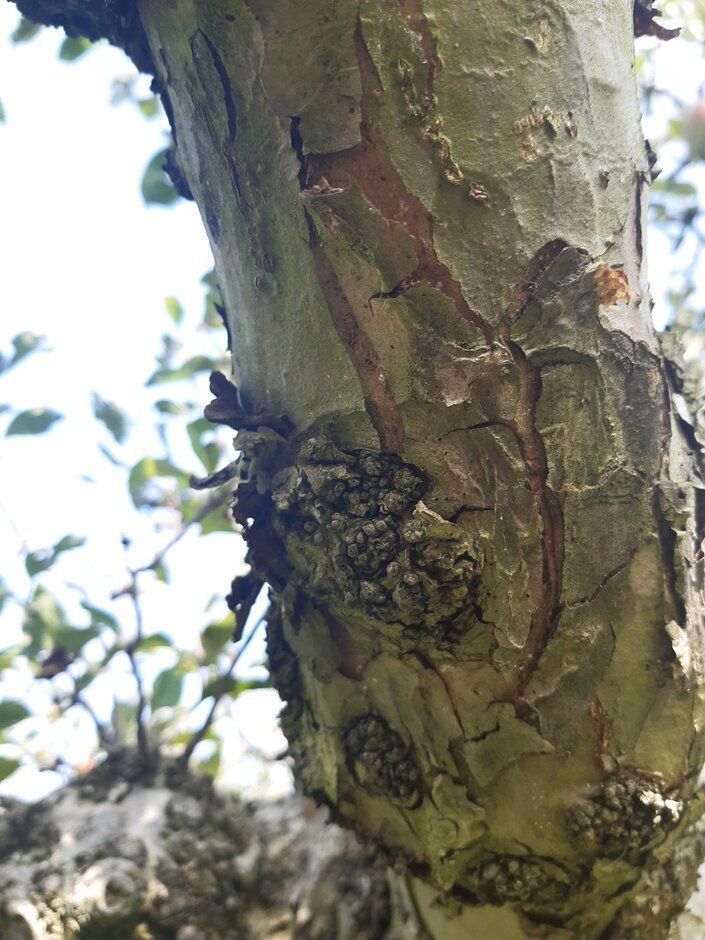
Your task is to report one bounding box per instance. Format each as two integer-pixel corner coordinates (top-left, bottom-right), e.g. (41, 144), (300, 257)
(0, 751), (403, 939)
(13, 0), (705, 936)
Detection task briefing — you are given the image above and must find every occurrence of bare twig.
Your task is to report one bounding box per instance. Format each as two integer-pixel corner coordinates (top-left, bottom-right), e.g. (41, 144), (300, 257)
(181, 612), (266, 765)
(132, 489), (228, 577)
(125, 577), (151, 764)
(72, 692), (118, 752)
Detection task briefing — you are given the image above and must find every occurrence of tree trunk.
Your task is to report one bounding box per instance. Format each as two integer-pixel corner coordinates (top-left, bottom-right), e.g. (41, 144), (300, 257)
(13, 0), (705, 936)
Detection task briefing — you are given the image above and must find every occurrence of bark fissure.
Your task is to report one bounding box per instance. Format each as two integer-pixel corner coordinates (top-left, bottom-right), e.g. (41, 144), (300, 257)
(190, 28), (242, 199)
(502, 333), (565, 694)
(304, 209), (406, 453)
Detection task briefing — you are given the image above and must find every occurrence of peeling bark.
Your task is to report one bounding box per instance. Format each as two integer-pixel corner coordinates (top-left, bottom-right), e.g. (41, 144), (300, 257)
(13, 0), (705, 936)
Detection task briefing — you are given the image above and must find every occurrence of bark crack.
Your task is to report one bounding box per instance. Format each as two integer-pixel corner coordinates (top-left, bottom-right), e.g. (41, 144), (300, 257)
(563, 549), (640, 611)
(190, 29), (241, 198)
(304, 209), (406, 453)
(408, 649), (478, 800)
(503, 331), (565, 695)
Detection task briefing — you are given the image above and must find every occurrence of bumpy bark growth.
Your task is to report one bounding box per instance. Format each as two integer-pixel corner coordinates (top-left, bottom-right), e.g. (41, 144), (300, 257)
(14, 0), (705, 936)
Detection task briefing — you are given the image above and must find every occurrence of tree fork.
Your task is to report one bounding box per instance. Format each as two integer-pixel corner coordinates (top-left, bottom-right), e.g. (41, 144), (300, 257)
(13, 0), (705, 936)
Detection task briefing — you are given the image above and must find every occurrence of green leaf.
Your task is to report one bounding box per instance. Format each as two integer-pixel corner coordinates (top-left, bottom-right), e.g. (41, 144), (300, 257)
(200, 618), (233, 664)
(141, 148), (179, 206)
(0, 99), (5, 124)
(0, 701), (30, 731)
(81, 602), (118, 632)
(187, 417), (221, 473)
(152, 561), (169, 583)
(164, 296), (184, 325)
(0, 646), (20, 671)
(0, 758), (20, 782)
(6, 408), (62, 436)
(197, 742), (221, 777)
(25, 535), (85, 577)
(146, 356), (216, 386)
(154, 399), (193, 415)
(54, 625), (99, 655)
(136, 632), (172, 651)
(54, 534), (85, 553)
(201, 271), (224, 330)
(151, 668), (183, 710)
(22, 588), (64, 658)
(9, 332), (45, 369)
(199, 502), (233, 535)
(59, 35), (92, 62)
(11, 17), (41, 43)
(128, 457), (189, 508)
(111, 701), (137, 744)
(138, 96), (160, 118)
(92, 393), (129, 444)
(0, 578), (9, 615)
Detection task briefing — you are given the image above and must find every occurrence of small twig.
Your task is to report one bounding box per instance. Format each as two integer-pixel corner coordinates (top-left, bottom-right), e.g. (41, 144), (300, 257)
(72, 692), (117, 752)
(181, 613), (265, 765)
(131, 490), (227, 576)
(125, 576), (151, 763)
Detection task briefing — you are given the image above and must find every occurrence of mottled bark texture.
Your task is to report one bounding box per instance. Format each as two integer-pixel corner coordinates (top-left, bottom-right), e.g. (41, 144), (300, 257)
(13, 0), (705, 936)
(0, 751), (400, 939)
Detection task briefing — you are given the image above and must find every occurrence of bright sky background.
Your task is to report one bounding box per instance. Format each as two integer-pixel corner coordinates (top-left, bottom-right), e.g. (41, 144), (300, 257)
(0, 4), (287, 798)
(0, 3), (701, 801)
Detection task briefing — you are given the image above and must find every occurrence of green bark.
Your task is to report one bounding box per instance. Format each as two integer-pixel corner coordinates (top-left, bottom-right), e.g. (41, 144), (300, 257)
(15, 0), (705, 935)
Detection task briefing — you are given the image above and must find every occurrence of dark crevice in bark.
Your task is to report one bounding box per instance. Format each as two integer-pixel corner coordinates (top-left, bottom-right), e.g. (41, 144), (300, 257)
(563, 549), (640, 610)
(190, 29), (242, 199)
(634, 173), (645, 267)
(503, 332), (565, 696)
(634, 1), (681, 40)
(446, 504), (494, 522)
(654, 488), (688, 627)
(289, 116), (309, 190)
(503, 239), (570, 323)
(439, 419), (509, 439)
(304, 209), (406, 453)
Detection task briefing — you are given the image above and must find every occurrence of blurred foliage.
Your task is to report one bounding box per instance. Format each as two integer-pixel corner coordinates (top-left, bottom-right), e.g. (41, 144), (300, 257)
(0, 261), (270, 788)
(0, 22), (270, 783)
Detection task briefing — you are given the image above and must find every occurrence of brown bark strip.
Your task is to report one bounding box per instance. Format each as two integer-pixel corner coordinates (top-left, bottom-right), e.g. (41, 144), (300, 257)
(397, 0), (440, 116)
(305, 210), (406, 454)
(304, 20), (494, 348)
(501, 335), (565, 696)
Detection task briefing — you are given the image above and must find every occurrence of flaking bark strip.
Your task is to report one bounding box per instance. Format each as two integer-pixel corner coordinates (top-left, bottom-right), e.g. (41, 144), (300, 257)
(305, 212), (406, 454)
(301, 20), (494, 348)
